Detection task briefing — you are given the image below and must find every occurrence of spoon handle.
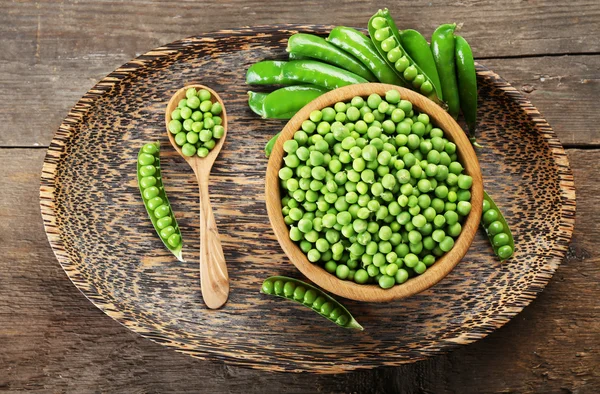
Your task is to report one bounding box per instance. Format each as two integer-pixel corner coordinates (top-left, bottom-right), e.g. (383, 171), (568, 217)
(197, 171), (229, 309)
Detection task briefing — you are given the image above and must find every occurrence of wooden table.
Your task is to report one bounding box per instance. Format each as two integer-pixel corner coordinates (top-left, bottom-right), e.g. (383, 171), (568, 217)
(1, 1), (598, 392)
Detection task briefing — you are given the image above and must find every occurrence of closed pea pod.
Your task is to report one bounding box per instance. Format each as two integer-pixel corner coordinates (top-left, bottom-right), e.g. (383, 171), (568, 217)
(262, 85), (327, 119)
(246, 60), (368, 89)
(247, 91), (267, 117)
(431, 23), (460, 118)
(282, 60), (368, 90)
(137, 142), (184, 262)
(246, 60), (286, 84)
(481, 191), (514, 261)
(326, 26), (402, 85)
(287, 33), (376, 81)
(260, 276), (363, 330)
(455, 35), (478, 139)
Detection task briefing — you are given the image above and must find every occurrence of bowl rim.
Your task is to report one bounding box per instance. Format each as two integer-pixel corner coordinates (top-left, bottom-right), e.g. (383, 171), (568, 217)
(265, 83), (483, 302)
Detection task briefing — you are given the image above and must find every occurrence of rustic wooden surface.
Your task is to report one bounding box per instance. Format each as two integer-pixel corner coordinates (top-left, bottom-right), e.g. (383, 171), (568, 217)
(1, 0), (598, 392)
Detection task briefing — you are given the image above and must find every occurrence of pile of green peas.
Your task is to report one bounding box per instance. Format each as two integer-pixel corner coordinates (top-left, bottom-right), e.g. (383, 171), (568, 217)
(278, 89), (473, 289)
(168, 88), (224, 157)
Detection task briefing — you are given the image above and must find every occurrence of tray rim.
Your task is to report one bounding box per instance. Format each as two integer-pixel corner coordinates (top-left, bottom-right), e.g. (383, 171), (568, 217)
(39, 24), (576, 373)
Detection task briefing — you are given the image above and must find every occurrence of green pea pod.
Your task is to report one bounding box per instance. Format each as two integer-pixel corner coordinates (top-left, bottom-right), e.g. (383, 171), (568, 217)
(247, 91), (267, 117)
(263, 85), (326, 119)
(282, 60), (368, 89)
(287, 33), (377, 82)
(246, 60), (367, 90)
(399, 29), (443, 101)
(327, 26), (402, 85)
(455, 35), (478, 138)
(265, 132), (279, 158)
(367, 10), (444, 105)
(137, 142), (184, 262)
(246, 60), (286, 84)
(482, 191), (514, 261)
(431, 23), (460, 119)
(261, 276), (363, 330)
(288, 52), (307, 60)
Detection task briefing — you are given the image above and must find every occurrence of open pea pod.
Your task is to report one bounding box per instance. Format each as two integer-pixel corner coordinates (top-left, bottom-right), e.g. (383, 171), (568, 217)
(261, 276), (363, 330)
(137, 142), (184, 262)
(368, 8), (444, 105)
(481, 191), (514, 261)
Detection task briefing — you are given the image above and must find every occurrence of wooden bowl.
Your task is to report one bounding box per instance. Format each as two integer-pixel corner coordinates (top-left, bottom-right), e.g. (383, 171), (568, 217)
(266, 83), (483, 302)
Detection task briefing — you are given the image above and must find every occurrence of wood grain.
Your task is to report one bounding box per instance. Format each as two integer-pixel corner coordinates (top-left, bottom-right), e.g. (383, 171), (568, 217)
(38, 27), (574, 373)
(1, 0), (598, 390)
(165, 85), (230, 309)
(266, 84), (483, 302)
(1, 149), (597, 391)
(2, 2), (599, 147)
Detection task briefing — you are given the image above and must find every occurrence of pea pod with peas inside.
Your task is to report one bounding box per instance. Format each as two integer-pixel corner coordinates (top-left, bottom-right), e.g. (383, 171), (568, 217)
(431, 23), (460, 119)
(286, 33), (377, 82)
(326, 26), (402, 85)
(261, 276), (363, 330)
(246, 60), (368, 89)
(137, 142), (184, 262)
(367, 9), (444, 105)
(482, 191), (514, 261)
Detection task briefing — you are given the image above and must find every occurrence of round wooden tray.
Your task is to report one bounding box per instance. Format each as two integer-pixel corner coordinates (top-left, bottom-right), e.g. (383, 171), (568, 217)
(40, 25), (575, 374)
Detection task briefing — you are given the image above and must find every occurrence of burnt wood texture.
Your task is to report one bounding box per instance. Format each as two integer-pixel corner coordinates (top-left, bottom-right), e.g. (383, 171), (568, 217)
(39, 27), (574, 373)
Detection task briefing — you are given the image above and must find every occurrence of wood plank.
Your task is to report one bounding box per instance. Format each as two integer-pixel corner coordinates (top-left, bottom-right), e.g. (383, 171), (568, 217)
(483, 55), (600, 146)
(0, 149), (597, 391)
(1, 1), (599, 147)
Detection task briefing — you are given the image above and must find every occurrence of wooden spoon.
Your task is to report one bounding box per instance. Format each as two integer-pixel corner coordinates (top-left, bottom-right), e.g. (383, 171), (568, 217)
(165, 84), (229, 309)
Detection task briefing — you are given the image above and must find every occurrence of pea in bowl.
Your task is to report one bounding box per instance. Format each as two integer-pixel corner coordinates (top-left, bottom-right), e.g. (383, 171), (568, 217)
(265, 83), (483, 302)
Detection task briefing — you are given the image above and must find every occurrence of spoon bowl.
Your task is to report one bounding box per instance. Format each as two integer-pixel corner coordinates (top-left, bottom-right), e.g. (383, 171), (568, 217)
(165, 84), (229, 309)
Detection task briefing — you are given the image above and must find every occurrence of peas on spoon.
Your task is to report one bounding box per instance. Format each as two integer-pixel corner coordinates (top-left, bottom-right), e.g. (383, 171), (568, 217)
(165, 84), (229, 309)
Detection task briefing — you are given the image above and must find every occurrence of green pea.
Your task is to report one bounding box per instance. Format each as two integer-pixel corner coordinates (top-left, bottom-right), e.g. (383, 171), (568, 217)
(273, 280), (285, 295)
(191, 111), (203, 122)
(439, 236), (455, 252)
(493, 232), (510, 247)
(197, 147), (209, 158)
(395, 269), (409, 284)
(378, 274), (395, 289)
(320, 302), (334, 316)
(212, 125), (225, 139)
(140, 176), (157, 189)
(160, 226), (176, 239)
(142, 186), (160, 200)
(457, 201), (472, 216)
(282, 281), (296, 298)
(497, 245), (514, 260)
(153, 204), (170, 219)
(488, 220), (504, 236)
(262, 280), (274, 295)
(167, 233), (181, 247)
(181, 143), (196, 157)
(139, 165), (156, 177)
